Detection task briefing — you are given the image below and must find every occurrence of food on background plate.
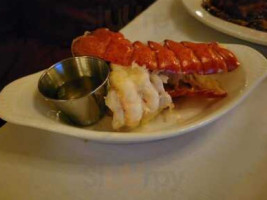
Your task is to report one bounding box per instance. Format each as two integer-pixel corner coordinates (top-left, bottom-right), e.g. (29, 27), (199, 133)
(202, 0), (267, 32)
(71, 28), (240, 130)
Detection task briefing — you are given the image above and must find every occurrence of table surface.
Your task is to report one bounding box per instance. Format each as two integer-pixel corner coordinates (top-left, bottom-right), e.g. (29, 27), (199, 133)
(1, 0), (267, 199)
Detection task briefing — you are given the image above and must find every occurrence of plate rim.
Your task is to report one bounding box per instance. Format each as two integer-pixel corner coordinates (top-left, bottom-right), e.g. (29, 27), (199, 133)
(1, 44), (267, 143)
(181, 0), (267, 46)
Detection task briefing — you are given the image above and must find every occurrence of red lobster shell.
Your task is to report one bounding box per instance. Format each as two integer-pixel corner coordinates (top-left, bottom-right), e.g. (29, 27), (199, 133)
(71, 28), (240, 98)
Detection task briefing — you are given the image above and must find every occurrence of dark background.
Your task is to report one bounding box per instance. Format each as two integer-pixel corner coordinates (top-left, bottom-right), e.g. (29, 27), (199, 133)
(0, 0), (156, 126)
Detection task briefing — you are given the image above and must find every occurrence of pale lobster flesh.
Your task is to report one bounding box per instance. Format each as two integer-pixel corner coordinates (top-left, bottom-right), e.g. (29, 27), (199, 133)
(71, 28), (240, 98)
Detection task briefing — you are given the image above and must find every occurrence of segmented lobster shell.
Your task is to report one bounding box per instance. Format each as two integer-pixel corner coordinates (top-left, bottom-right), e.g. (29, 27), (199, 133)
(72, 28), (240, 75)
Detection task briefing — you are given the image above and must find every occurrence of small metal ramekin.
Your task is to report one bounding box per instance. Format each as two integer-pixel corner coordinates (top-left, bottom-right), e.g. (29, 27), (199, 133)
(38, 56), (110, 126)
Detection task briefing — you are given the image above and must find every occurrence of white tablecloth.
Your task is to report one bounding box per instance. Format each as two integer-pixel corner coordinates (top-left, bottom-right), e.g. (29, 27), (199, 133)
(1, 0), (267, 199)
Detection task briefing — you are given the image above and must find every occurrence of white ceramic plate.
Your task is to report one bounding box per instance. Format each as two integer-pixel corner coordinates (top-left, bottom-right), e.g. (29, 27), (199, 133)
(182, 0), (267, 46)
(0, 44), (267, 143)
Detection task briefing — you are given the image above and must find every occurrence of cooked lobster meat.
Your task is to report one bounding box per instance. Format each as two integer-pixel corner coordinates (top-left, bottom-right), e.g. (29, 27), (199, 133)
(72, 28), (240, 98)
(106, 63), (173, 130)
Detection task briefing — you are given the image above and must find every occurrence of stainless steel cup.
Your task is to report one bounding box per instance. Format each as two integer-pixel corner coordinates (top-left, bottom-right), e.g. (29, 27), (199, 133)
(38, 56), (110, 126)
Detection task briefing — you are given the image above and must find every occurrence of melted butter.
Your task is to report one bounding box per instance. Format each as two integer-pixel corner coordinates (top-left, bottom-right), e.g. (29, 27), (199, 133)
(56, 76), (99, 100)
